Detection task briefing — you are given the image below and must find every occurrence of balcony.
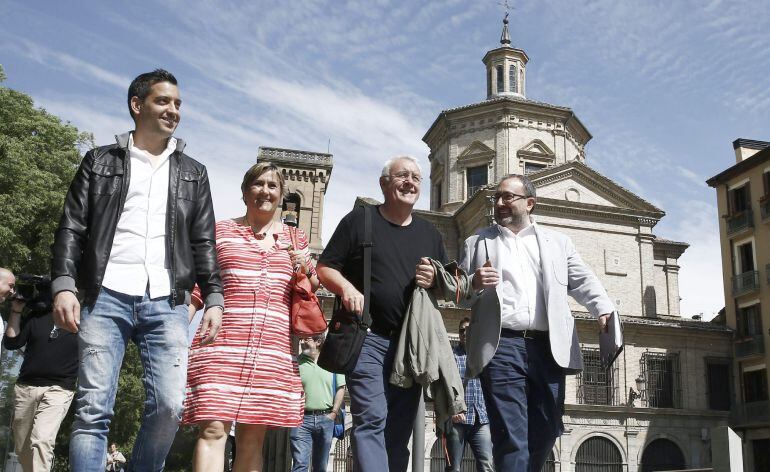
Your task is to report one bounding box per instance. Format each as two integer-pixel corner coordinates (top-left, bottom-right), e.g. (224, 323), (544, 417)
(726, 210), (754, 235)
(761, 195), (770, 220)
(734, 334), (765, 358)
(731, 400), (770, 426)
(733, 270), (760, 296)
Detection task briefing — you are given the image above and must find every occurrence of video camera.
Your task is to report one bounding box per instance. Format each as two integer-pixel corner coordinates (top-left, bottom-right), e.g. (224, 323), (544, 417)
(11, 274), (52, 315)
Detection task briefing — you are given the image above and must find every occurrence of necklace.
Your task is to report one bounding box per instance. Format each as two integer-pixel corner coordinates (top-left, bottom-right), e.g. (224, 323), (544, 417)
(244, 217), (272, 240)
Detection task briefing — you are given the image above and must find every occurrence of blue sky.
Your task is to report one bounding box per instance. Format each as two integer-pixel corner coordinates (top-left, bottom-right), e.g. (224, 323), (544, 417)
(2, 0), (769, 320)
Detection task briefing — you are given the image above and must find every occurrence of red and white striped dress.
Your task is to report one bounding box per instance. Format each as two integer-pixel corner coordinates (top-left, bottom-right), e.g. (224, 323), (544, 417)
(182, 219), (314, 426)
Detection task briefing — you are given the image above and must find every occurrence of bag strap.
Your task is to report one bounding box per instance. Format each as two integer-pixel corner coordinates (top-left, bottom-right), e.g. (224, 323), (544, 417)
(361, 204), (373, 328)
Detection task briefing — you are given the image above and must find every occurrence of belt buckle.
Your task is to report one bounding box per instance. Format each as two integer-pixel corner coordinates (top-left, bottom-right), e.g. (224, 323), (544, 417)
(523, 329), (533, 340)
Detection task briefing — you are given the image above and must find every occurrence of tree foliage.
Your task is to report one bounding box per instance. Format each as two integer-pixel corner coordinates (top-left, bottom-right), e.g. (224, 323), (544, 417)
(0, 64), (94, 275)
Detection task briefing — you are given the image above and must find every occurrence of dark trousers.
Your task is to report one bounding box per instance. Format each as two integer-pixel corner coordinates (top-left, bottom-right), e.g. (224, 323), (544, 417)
(347, 332), (421, 472)
(479, 334), (565, 471)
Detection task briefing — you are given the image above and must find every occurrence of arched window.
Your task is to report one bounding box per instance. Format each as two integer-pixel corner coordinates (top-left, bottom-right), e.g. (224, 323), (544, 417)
(429, 438), (476, 471)
(509, 64), (517, 93)
(575, 436), (623, 472)
(541, 450), (556, 472)
(496, 65), (504, 93)
(282, 193), (301, 227)
(331, 430), (353, 472)
(640, 438), (685, 472)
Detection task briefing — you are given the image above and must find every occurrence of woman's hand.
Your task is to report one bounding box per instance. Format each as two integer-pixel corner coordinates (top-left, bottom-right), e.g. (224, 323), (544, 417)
(289, 249), (308, 274)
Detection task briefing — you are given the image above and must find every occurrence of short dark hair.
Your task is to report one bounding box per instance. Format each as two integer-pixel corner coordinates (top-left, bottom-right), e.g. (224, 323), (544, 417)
(127, 69), (178, 119)
(459, 317), (470, 330)
(498, 174), (537, 214)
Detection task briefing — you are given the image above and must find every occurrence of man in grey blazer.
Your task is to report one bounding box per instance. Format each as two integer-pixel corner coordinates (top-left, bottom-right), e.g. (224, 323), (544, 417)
(459, 174), (613, 471)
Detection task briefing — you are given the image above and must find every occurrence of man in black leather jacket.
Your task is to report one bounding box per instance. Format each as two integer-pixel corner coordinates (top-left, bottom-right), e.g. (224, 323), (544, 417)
(51, 69), (223, 472)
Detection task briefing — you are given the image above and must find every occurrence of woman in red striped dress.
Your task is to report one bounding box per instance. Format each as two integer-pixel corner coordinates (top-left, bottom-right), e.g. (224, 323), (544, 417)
(183, 163), (319, 471)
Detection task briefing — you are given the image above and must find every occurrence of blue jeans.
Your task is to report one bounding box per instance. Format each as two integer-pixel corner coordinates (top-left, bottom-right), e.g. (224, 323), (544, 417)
(69, 287), (189, 472)
(479, 335), (565, 472)
(445, 421), (494, 472)
(347, 332), (421, 472)
(290, 413), (334, 471)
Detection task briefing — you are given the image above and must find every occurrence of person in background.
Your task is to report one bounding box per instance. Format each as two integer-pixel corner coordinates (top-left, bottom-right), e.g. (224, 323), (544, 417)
(184, 162), (318, 472)
(0, 268), (15, 303)
(444, 317), (493, 472)
(0, 267), (17, 347)
(290, 333), (346, 472)
(4, 290), (77, 471)
(105, 443), (127, 471)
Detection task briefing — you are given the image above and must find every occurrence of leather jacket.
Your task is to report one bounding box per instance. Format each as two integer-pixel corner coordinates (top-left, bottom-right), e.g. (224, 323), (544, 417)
(51, 133), (224, 308)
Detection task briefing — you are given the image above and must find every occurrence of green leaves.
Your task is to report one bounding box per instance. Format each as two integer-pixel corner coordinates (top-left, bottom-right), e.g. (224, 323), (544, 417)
(0, 70), (94, 275)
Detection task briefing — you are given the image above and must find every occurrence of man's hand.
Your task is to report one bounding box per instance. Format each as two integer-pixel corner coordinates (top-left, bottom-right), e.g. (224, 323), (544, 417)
(342, 284), (365, 315)
(198, 306), (223, 345)
(452, 413), (466, 423)
(598, 313), (611, 333)
(472, 260), (499, 290)
(53, 291), (80, 333)
(415, 257), (435, 289)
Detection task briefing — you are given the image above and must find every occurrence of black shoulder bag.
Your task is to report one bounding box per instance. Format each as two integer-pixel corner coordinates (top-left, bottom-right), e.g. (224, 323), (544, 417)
(318, 204), (373, 374)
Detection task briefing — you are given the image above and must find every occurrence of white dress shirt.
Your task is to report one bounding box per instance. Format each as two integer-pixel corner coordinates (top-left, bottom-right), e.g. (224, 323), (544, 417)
(497, 223), (548, 331)
(102, 134), (177, 298)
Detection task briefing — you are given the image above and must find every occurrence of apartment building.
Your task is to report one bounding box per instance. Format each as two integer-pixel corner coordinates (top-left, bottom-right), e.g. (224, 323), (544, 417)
(707, 138), (770, 471)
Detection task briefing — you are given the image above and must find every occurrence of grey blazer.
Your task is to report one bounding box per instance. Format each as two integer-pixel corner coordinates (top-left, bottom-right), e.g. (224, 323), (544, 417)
(459, 224), (615, 378)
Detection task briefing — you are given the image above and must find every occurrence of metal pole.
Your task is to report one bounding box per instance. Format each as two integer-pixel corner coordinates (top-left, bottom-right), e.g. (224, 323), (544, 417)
(411, 394), (425, 472)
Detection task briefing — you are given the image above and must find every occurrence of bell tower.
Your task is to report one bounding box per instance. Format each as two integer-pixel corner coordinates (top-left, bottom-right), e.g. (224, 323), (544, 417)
(482, 13), (529, 99)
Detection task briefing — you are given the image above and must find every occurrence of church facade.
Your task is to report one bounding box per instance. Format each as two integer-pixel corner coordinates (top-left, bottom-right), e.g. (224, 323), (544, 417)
(261, 16), (732, 472)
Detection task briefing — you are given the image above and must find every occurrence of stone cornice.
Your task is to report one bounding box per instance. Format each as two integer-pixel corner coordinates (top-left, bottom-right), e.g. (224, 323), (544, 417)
(423, 96), (591, 150)
(536, 199), (662, 227)
(573, 311), (731, 333)
(258, 146), (333, 170)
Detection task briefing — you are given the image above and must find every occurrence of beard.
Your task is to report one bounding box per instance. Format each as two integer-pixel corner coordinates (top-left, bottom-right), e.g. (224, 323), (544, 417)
(495, 210), (527, 228)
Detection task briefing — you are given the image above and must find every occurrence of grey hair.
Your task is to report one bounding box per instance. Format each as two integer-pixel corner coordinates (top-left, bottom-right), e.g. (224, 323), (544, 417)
(380, 155), (422, 177)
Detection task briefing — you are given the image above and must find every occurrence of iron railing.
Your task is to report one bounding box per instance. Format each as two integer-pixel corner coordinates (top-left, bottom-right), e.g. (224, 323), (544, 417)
(726, 210), (753, 235)
(730, 400), (770, 426)
(735, 335), (765, 358)
(733, 270), (760, 296)
(761, 196), (770, 220)
(640, 352), (681, 408)
(577, 348), (620, 406)
(574, 436), (624, 472)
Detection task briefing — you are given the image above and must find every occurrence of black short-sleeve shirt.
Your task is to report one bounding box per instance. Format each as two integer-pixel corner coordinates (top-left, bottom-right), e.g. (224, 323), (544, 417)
(319, 204), (448, 335)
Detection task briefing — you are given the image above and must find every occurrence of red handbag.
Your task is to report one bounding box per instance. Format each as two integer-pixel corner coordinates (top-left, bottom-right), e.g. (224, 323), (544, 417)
(289, 228), (327, 336)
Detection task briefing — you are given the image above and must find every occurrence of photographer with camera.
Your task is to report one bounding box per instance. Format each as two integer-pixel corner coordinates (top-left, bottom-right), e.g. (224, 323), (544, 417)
(3, 275), (78, 472)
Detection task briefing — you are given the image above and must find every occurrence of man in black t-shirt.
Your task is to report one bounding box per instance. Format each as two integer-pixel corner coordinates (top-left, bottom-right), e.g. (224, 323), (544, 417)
(318, 155), (446, 472)
(4, 303), (78, 471)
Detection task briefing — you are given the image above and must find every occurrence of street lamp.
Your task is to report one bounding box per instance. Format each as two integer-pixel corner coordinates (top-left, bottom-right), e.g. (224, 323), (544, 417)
(628, 375), (646, 406)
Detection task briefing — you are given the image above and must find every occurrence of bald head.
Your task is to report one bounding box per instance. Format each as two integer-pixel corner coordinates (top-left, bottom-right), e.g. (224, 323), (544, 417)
(0, 268), (15, 302)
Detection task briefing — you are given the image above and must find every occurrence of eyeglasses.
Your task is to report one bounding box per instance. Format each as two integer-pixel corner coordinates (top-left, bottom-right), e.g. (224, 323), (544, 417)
(493, 191), (529, 203)
(389, 171), (422, 183)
